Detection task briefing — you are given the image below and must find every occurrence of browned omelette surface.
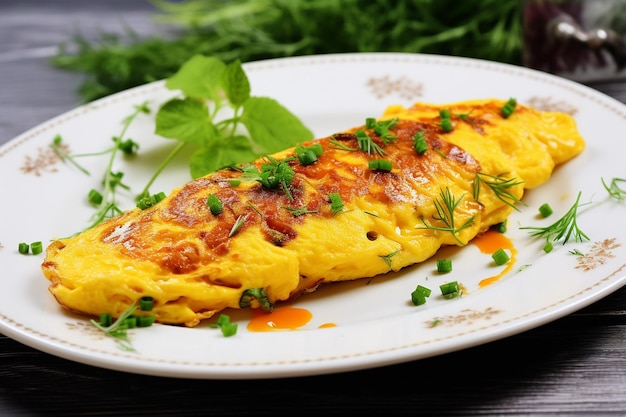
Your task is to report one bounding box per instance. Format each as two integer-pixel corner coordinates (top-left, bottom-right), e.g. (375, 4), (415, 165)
(42, 99), (585, 326)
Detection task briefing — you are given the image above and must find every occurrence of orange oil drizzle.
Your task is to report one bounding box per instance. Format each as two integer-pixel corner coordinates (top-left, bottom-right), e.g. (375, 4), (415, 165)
(472, 229), (517, 288)
(247, 306), (313, 332)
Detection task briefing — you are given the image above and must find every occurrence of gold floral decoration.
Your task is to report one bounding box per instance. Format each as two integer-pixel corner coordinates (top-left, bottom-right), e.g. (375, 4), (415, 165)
(575, 238), (621, 271)
(20, 143), (68, 176)
(427, 307), (501, 328)
(367, 75), (423, 100)
(525, 96), (578, 115)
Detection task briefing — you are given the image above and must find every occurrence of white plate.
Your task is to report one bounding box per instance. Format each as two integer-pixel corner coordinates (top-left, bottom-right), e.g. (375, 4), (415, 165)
(1, 53), (625, 379)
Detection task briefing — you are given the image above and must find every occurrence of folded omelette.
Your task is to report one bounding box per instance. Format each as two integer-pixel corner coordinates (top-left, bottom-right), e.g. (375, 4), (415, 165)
(42, 99), (585, 326)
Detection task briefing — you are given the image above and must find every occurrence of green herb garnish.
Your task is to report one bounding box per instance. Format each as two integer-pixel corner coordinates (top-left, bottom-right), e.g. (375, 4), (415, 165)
(473, 173), (525, 211)
(239, 288), (273, 312)
(379, 249), (400, 270)
(242, 155), (296, 200)
(210, 314), (238, 337)
(329, 193), (345, 214)
(500, 97), (517, 118)
(602, 177), (626, 201)
(520, 192), (590, 246)
(355, 129), (385, 156)
(411, 285), (432, 306)
(418, 187), (475, 245)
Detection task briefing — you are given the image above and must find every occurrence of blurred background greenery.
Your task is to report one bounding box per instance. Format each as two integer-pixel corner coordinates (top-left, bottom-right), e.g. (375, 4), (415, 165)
(51, 0), (524, 102)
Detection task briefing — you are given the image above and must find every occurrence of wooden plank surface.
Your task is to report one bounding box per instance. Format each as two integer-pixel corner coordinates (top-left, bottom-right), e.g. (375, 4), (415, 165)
(1, 1), (626, 415)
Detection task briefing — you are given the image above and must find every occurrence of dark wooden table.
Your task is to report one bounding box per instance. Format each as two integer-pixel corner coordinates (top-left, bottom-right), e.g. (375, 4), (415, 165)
(2, 1), (626, 416)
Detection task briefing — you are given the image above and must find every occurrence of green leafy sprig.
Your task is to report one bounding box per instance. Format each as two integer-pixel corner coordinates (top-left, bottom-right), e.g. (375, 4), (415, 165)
(418, 187), (475, 245)
(520, 191), (590, 245)
(473, 172), (525, 211)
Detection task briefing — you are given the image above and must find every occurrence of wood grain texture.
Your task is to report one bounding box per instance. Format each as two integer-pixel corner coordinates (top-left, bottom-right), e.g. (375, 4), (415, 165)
(1, 1), (625, 416)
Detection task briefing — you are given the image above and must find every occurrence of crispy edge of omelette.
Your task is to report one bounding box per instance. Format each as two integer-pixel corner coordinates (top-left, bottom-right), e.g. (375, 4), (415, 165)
(41, 99), (586, 327)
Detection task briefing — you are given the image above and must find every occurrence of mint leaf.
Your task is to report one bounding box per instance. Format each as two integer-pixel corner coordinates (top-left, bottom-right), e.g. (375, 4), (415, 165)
(165, 55), (226, 101)
(155, 98), (216, 146)
(189, 136), (257, 179)
(241, 97), (313, 153)
(221, 60), (250, 107)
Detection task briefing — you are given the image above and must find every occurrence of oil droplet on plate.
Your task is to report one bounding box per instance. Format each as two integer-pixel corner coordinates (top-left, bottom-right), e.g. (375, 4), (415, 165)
(247, 306), (313, 332)
(472, 229), (517, 287)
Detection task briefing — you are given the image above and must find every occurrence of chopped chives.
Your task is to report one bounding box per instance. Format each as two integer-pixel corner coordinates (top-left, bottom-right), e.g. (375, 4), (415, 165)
(329, 193), (344, 214)
(206, 194), (223, 215)
(296, 149), (318, 165)
(368, 159), (393, 172)
(501, 98), (517, 118)
(211, 314), (238, 337)
(413, 131), (428, 155)
(436, 259), (453, 273)
(492, 248), (510, 265)
(136, 315), (155, 327)
(228, 179), (241, 186)
(30, 241), (43, 255)
(98, 313), (113, 327)
(496, 220), (507, 234)
(538, 203), (553, 218)
(139, 296), (154, 311)
(440, 281), (460, 298)
(411, 285), (432, 306)
(439, 118), (453, 132)
(88, 189), (103, 205)
(18, 242), (29, 254)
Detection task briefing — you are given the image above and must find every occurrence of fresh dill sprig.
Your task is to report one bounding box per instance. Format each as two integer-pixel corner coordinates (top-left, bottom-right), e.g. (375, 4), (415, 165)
(379, 249), (400, 270)
(418, 187), (475, 245)
(90, 301), (139, 352)
(473, 172), (526, 211)
(520, 191), (590, 245)
(601, 177), (626, 201)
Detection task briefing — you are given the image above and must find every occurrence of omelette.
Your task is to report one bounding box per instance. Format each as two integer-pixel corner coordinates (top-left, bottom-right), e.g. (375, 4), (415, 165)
(42, 99), (585, 326)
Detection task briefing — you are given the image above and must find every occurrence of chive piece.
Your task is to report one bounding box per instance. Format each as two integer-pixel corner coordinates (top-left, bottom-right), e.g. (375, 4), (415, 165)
(413, 131), (428, 155)
(30, 241), (43, 255)
(18, 242), (29, 254)
(136, 315), (155, 327)
(88, 189), (103, 205)
(98, 313), (113, 327)
(210, 314), (238, 337)
(139, 296), (154, 311)
(436, 259), (453, 273)
(228, 179), (241, 186)
(329, 192), (344, 214)
(206, 194), (223, 215)
(123, 316), (137, 328)
(411, 285), (432, 306)
(543, 241), (554, 253)
(538, 203), (553, 218)
(297, 149), (318, 166)
(136, 192), (165, 210)
(501, 98), (517, 118)
(496, 220), (507, 234)
(492, 248), (510, 265)
(440, 118), (453, 132)
(239, 288), (274, 311)
(439, 109), (451, 119)
(440, 281), (460, 298)
(368, 159), (393, 172)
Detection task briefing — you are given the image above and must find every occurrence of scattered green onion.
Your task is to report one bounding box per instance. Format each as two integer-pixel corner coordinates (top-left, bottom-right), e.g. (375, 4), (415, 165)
(30, 241), (43, 255)
(88, 189), (103, 205)
(413, 131), (428, 155)
(329, 192), (344, 214)
(411, 285), (432, 306)
(228, 179), (241, 186)
(18, 242), (29, 254)
(98, 313), (113, 327)
(439, 109), (453, 132)
(239, 288), (273, 311)
(139, 296), (154, 311)
(501, 97), (517, 118)
(137, 192), (166, 210)
(492, 248), (510, 265)
(538, 203), (553, 218)
(206, 194), (223, 215)
(136, 315), (155, 327)
(210, 314), (238, 337)
(496, 220), (507, 234)
(436, 259), (453, 273)
(296, 149), (318, 165)
(368, 159), (393, 172)
(440, 281), (460, 299)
